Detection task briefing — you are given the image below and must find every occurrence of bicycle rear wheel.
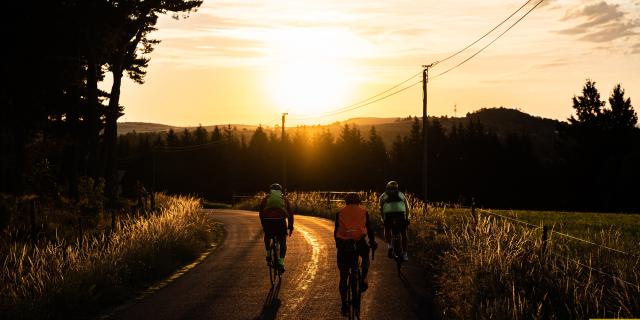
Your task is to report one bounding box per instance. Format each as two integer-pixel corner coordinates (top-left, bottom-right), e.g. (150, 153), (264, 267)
(393, 236), (403, 275)
(350, 268), (361, 319)
(268, 241), (278, 286)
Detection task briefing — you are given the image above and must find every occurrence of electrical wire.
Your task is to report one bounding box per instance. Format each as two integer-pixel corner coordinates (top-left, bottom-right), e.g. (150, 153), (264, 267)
(433, 0), (533, 66)
(153, 139), (226, 152)
(289, 79), (422, 121)
(432, 0), (545, 79)
(288, 0), (544, 120)
(288, 71), (422, 119)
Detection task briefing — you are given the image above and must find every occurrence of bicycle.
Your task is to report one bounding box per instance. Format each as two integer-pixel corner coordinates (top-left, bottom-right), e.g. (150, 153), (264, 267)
(345, 239), (372, 320)
(390, 217), (404, 274)
(266, 234), (282, 286)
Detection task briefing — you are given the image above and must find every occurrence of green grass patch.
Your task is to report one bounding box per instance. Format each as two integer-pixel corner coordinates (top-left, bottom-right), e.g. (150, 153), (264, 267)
(493, 209), (640, 253)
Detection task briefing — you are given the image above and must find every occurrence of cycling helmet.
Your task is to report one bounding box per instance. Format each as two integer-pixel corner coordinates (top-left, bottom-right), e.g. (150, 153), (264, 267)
(269, 183), (282, 191)
(386, 180), (399, 191)
(344, 192), (361, 205)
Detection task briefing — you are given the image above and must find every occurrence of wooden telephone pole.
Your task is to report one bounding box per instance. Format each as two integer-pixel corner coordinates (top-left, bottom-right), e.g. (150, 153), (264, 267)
(422, 64), (434, 212)
(281, 112), (288, 191)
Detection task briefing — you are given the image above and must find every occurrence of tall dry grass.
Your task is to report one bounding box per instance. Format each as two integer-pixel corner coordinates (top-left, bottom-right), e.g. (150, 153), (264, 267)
(236, 191), (640, 318)
(0, 193), (217, 319)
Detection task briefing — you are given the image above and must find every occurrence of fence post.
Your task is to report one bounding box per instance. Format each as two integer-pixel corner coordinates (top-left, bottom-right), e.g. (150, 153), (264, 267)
(541, 225), (548, 261)
(326, 192), (331, 211)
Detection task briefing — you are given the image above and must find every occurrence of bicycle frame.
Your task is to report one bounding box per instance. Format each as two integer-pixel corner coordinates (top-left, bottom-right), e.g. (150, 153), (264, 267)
(267, 235), (281, 286)
(345, 240), (362, 319)
(390, 218), (404, 274)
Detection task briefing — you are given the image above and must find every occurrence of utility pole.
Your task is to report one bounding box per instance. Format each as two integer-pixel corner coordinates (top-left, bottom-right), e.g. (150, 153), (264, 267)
(281, 112), (288, 191)
(422, 64), (434, 212)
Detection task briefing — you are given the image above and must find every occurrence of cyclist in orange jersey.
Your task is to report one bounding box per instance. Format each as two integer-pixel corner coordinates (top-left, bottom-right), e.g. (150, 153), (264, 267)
(334, 192), (377, 315)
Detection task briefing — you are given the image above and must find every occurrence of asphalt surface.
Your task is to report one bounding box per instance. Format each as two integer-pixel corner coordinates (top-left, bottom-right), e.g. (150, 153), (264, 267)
(108, 209), (433, 320)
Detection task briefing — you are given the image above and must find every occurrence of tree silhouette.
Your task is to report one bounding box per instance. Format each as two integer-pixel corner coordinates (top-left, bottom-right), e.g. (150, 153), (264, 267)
(104, 0), (203, 205)
(569, 79), (605, 127)
(606, 84), (637, 130)
(194, 125), (208, 144)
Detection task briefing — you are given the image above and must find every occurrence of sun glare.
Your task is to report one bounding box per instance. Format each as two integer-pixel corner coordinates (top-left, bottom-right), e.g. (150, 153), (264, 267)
(264, 28), (357, 116)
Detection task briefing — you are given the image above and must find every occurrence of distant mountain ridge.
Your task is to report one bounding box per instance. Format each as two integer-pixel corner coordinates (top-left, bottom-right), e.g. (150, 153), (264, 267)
(119, 108), (562, 135)
(118, 107), (564, 159)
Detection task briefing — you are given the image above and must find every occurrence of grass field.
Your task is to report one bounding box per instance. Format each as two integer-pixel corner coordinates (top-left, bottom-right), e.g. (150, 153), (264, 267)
(1, 193), (222, 319)
(494, 209), (640, 254)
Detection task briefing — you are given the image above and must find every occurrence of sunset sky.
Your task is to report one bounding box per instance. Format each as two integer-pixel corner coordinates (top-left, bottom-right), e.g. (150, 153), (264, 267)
(117, 0), (640, 127)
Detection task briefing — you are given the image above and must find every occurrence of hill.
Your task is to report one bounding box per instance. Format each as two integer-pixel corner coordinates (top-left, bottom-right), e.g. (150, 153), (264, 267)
(118, 107), (563, 160)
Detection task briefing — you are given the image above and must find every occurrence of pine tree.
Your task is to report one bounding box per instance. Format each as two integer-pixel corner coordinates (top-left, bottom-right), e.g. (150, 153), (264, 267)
(182, 128), (193, 146)
(569, 79), (605, 127)
(606, 84), (637, 130)
(194, 125), (208, 144)
(166, 129), (179, 147)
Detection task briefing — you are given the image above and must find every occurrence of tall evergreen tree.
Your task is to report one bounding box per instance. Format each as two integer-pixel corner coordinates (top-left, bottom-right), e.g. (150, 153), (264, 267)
(194, 125), (208, 144)
(606, 84), (637, 130)
(569, 79), (605, 127)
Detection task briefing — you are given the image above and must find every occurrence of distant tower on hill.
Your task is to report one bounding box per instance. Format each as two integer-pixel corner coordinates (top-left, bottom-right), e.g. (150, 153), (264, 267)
(454, 104), (458, 117)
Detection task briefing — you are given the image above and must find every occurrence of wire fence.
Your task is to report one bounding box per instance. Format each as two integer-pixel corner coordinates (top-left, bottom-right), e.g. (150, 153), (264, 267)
(466, 205), (639, 259)
(458, 203), (640, 289)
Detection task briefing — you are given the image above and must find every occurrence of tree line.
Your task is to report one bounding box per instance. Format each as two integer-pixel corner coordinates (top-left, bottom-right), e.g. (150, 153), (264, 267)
(0, 0), (202, 206)
(118, 80), (639, 212)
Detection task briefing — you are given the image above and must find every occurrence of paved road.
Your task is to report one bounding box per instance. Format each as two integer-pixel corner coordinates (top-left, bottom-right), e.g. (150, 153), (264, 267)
(109, 209), (433, 320)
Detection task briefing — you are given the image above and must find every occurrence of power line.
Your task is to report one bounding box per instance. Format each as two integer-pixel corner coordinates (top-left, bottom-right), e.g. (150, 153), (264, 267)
(289, 79), (422, 121)
(432, 0), (545, 79)
(288, 71), (422, 119)
(433, 0), (533, 66)
(153, 139), (226, 152)
(284, 0), (544, 122)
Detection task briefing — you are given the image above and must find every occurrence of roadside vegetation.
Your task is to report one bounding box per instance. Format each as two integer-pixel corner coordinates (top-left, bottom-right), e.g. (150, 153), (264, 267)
(236, 191), (640, 318)
(0, 193), (220, 319)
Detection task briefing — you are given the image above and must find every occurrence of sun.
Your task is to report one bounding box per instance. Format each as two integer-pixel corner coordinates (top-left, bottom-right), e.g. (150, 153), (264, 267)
(264, 28), (357, 116)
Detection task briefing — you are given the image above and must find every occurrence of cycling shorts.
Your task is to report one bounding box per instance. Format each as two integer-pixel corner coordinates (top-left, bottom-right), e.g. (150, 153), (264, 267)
(262, 218), (287, 238)
(383, 212), (408, 233)
(336, 238), (370, 271)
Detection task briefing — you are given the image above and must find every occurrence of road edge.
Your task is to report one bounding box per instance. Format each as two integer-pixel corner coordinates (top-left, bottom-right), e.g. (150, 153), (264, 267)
(94, 219), (226, 319)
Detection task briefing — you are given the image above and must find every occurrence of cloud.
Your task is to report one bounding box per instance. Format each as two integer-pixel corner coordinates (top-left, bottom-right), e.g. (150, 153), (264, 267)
(558, 1), (639, 42)
(536, 58), (569, 69)
(632, 43), (640, 54)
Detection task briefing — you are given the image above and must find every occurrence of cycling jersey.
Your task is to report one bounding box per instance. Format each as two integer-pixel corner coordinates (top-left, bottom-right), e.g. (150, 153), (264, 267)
(379, 191), (410, 220)
(259, 190), (294, 230)
(335, 205), (368, 241)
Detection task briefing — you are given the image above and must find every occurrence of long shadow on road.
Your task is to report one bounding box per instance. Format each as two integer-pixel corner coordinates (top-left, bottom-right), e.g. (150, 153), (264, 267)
(399, 271), (432, 319)
(254, 279), (282, 320)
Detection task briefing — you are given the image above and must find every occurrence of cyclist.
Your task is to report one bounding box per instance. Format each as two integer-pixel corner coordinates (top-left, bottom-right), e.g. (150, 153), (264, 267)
(259, 183), (293, 273)
(334, 192), (377, 315)
(379, 181), (410, 261)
